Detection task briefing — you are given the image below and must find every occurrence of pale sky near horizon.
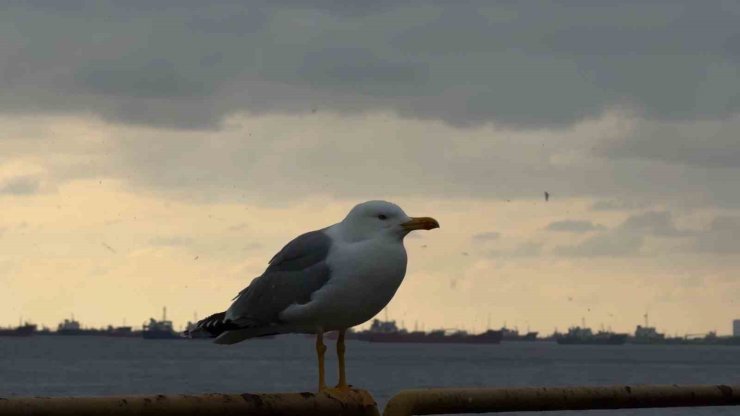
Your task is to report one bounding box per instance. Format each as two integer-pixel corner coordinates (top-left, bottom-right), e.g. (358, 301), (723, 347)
(1, 1), (739, 336)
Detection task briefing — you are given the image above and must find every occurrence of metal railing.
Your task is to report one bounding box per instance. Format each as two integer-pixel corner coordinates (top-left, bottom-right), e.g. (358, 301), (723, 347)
(382, 384), (740, 415)
(0, 384), (737, 415)
(0, 389), (379, 416)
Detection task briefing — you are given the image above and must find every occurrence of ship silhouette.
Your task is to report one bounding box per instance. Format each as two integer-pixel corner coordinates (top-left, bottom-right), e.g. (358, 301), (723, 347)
(349, 319), (503, 344)
(142, 307), (183, 340)
(556, 326), (628, 345)
(0, 323), (37, 337)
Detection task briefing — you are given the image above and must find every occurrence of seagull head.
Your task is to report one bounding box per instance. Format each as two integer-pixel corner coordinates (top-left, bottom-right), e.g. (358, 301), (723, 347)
(340, 200), (439, 241)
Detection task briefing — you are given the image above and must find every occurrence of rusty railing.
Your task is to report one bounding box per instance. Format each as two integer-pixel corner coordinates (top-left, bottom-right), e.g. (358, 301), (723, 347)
(0, 384), (738, 415)
(0, 389), (379, 416)
(382, 384), (740, 415)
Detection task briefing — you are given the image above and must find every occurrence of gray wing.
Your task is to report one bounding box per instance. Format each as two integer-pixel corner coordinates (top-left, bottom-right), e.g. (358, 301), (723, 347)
(225, 229), (332, 327)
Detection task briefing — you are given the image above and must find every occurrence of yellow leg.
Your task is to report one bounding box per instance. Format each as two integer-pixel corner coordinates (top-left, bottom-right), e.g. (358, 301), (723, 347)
(316, 330), (327, 392)
(336, 329), (348, 388)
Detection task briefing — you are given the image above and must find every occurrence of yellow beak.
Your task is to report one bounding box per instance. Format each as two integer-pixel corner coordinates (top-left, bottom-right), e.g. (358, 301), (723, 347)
(401, 217), (440, 232)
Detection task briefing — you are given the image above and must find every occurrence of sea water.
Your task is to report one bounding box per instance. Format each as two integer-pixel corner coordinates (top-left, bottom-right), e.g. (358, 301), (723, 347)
(1, 335), (738, 415)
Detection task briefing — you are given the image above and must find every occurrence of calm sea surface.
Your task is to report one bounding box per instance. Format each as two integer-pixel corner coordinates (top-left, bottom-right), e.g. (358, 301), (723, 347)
(0, 335), (738, 415)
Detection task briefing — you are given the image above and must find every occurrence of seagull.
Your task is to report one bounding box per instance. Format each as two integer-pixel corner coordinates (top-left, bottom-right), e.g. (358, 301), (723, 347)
(187, 200), (439, 392)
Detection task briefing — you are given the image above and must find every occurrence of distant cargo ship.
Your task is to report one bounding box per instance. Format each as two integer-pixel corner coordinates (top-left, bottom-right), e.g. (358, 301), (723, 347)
(56, 318), (100, 336)
(629, 314), (680, 345)
(556, 326), (628, 345)
(627, 314), (737, 345)
(631, 324), (666, 344)
(629, 323), (691, 345)
(353, 319), (503, 344)
(142, 308), (183, 340)
(0, 323), (37, 337)
(501, 327), (538, 342)
(631, 327), (740, 346)
(104, 326), (141, 338)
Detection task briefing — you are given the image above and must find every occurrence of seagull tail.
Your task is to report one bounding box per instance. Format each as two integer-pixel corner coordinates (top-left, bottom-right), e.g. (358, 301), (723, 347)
(213, 327), (280, 345)
(184, 311), (280, 344)
(184, 311), (237, 338)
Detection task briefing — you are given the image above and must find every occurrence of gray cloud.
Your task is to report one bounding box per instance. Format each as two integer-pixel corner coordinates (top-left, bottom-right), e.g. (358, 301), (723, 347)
(0, 176), (41, 195)
(76, 59), (211, 100)
(511, 242), (543, 257)
(620, 211), (692, 238)
(598, 116), (740, 169)
(486, 241), (542, 258)
(590, 200), (648, 211)
(691, 216), (740, 255)
(0, 2), (739, 214)
(472, 231), (500, 241)
(4, 107), (739, 211)
(553, 230), (644, 258)
(1, 1), (738, 128)
(552, 210), (689, 257)
(297, 48), (429, 91)
(546, 220), (604, 233)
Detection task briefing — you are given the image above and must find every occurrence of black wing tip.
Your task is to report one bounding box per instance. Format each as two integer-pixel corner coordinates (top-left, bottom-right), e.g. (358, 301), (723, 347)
(189, 311), (242, 337)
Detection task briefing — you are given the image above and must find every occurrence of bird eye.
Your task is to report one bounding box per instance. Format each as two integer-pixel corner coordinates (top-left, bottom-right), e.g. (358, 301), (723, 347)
(378, 214), (388, 220)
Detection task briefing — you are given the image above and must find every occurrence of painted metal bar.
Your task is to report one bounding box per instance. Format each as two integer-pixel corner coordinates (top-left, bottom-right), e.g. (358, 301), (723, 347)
(0, 389), (379, 416)
(383, 384), (740, 416)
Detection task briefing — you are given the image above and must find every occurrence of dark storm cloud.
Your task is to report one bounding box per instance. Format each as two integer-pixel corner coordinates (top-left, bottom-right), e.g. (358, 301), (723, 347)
(0, 176), (40, 195)
(76, 60), (211, 99)
(3, 1), (740, 213)
(1, 1), (738, 128)
(546, 220), (604, 233)
(598, 116), (740, 169)
(297, 48), (429, 90)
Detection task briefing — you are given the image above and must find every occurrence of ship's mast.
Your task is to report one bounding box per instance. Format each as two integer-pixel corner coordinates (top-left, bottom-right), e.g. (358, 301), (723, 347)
(644, 312), (649, 328)
(163, 306), (167, 321)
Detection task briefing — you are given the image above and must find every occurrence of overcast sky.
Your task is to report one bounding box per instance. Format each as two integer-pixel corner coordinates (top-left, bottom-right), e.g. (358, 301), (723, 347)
(1, 1), (739, 335)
